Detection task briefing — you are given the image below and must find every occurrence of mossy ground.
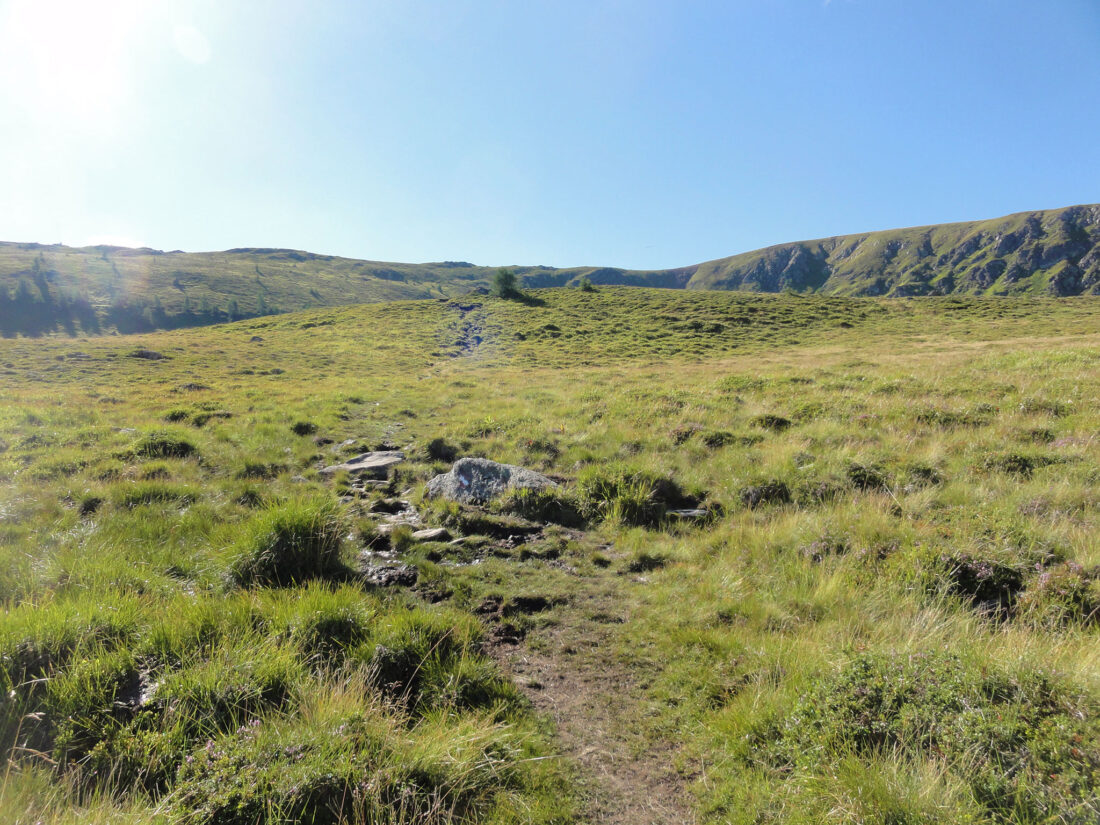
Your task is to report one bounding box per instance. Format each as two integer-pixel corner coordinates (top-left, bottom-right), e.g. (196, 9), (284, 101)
(1, 288), (1098, 823)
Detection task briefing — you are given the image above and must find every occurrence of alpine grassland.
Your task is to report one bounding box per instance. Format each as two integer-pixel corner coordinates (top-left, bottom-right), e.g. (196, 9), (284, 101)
(3, 203), (1099, 338)
(1, 287), (1098, 823)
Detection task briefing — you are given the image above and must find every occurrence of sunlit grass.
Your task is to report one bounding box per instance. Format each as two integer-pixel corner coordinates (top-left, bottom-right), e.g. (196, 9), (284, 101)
(1, 289), (1098, 823)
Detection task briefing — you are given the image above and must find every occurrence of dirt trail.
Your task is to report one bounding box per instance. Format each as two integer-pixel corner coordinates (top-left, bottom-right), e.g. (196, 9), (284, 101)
(489, 580), (697, 825)
(445, 300), (485, 357)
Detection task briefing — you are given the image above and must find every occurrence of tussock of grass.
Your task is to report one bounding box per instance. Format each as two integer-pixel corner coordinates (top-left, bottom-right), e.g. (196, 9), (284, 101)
(133, 430), (197, 459)
(227, 499), (347, 586)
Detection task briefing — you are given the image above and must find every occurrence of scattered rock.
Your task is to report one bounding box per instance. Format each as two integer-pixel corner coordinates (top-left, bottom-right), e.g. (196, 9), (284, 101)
(411, 527), (452, 542)
(362, 562), (419, 587)
(426, 457), (557, 504)
(128, 349), (166, 360)
(320, 450), (405, 479)
(369, 498), (407, 515)
(249, 336), (264, 343)
(176, 382), (210, 392)
(667, 508), (710, 522)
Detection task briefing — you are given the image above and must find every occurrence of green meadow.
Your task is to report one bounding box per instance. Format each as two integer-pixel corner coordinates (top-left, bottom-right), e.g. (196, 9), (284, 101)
(1, 287), (1098, 824)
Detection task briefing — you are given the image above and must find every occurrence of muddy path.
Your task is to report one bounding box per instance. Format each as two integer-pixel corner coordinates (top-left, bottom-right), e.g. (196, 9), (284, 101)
(488, 577), (697, 825)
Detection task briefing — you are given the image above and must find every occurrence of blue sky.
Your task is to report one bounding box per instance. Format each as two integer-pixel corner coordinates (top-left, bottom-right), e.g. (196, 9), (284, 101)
(1, 0), (1098, 269)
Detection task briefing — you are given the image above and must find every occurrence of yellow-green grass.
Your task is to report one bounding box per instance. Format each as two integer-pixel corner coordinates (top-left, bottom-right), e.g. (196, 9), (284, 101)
(1, 288), (1098, 824)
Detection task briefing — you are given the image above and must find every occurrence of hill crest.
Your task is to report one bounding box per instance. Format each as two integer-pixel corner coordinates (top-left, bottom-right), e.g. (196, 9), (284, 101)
(1, 204), (1098, 335)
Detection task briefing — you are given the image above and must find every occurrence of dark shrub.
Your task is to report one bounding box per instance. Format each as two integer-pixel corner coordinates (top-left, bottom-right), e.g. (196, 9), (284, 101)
(936, 552), (1026, 612)
(701, 430), (735, 448)
(669, 424), (701, 445)
(235, 488), (265, 508)
(982, 452), (1058, 477)
(800, 533), (849, 562)
(191, 410), (232, 427)
(902, 462), (943, 488)
(1018, 562), (1100, 627)
(795, 477), (847, 505)
(752, 414), (792, 432)
(79, 495), (103, 516)
(846, 462), (888, 491)
(739, 480), (790, 509)
(134, 430), (197, 459)
(426, 437), (458, 462)
(290, 420), (318, 436)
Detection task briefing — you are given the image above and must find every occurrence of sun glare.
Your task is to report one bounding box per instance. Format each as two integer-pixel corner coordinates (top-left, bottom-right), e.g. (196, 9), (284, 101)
(1, 0), (146, 129)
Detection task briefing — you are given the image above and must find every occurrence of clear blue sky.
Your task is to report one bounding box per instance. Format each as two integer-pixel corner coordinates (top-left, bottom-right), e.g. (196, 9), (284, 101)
(1, 0), (1098, 269)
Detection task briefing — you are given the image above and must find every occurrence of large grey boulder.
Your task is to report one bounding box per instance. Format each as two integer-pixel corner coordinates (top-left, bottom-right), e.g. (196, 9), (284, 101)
(426, 457), (556, 504)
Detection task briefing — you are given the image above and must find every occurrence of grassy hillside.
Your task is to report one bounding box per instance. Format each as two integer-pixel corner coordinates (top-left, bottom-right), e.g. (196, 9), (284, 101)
(2, 204), (1098, 337)
(688, 203), (1100, 296)
(2, 288), (1099, 824)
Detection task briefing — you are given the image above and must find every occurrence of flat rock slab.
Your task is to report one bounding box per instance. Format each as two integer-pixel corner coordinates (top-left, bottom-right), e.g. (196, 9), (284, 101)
(667, 508), (710, 521)
(426, 457), (557, 505)
(412, 527), (452, 542)
(320, 450), (405, 478)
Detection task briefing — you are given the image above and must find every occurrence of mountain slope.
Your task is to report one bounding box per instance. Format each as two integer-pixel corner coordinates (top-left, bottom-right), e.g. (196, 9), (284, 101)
(1, 204), (1097, 335)
(686, 203), (1100, 296)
